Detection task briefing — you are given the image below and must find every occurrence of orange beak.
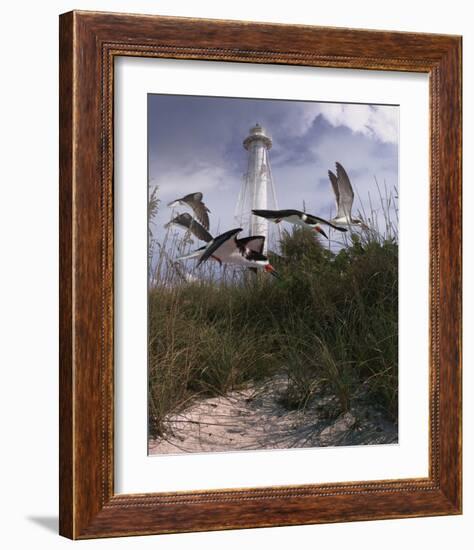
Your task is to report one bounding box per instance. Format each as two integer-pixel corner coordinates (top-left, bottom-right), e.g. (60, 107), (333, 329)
(264, 264), (281, 279)
(314, 225), (328, 239)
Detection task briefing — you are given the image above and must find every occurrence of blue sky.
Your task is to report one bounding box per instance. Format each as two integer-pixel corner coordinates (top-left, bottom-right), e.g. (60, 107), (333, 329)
(148, 94), (398, 260)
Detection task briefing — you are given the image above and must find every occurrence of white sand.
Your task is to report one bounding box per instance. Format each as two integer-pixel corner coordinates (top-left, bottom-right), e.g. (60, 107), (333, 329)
(149, 375), (397, 455)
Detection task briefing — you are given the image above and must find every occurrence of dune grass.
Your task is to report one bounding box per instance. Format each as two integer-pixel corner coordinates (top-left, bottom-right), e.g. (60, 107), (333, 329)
(148, 222), (398, 439)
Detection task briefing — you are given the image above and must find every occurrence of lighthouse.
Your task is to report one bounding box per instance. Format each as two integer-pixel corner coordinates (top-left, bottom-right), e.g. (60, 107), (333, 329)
(235, 123), (279, 251)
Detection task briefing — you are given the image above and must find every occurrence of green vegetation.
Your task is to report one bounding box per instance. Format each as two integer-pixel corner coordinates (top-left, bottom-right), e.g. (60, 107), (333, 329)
(148, 225), (398, 438)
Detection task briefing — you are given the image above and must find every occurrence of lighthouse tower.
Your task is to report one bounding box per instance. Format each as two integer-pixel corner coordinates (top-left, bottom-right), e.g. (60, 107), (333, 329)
(235, 123), (279, 251)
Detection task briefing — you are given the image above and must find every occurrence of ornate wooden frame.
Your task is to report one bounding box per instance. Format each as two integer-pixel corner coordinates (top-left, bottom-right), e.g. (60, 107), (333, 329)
(59, 10), (462, 539)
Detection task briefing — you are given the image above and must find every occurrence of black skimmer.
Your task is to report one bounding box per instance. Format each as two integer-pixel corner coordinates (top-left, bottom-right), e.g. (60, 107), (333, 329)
(165, 212), (213, 243)
(167, 192), (210, 230)
(196, 228), (279, 277)
(174, 223), (268, 272)
(328, 162), (368, 229)
(251, 209), (347, 239)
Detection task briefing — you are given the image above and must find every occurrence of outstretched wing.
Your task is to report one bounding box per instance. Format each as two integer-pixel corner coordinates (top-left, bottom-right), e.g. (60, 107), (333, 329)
(237, 235), (265, 254)
(252, 209), (303, 220)
(335, 162), (354, 219)
(181, 192), (211, 230)
(305, 213), (348, 232)
(197, 228), (242, 267)
(176, 245), (207, 262)
(165, 212), (213, 242)
(328, 170), (340, 212)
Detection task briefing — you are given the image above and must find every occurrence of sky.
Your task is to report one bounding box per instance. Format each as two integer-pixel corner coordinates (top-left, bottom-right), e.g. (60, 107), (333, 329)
(148, 93), (399, 263)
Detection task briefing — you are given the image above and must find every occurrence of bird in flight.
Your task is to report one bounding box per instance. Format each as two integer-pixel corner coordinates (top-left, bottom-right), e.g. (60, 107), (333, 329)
(195, 228), (279, 277)
(252, 209), (347, 239)
(328, 162), (368, 229)
(167, 192), (211, 230)
(170, 216), (272, 276)
(165, 212), (213, 243)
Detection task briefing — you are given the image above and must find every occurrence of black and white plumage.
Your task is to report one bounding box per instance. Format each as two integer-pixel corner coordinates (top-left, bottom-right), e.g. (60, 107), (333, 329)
(175, 227), (266, 267)
(252, 209), (347, 239)
(165, 212), (213, 243)
(328, 162), (367, 229)
(167, 192), (211, 230)
(195, 228), (279, 277)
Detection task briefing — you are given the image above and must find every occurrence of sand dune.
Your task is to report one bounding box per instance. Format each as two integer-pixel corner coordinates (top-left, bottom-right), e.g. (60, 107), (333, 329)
(149, 375), (397, 455)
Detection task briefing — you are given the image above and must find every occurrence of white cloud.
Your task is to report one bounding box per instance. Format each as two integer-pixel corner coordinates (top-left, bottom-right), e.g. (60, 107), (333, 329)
(315, 104), (398, 144)
(150, 161), (233, 200)
(276, 104), (317, 138)
(277, 103), (399, 145)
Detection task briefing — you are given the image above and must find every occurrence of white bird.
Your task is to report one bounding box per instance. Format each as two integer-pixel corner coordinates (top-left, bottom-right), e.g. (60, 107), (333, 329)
(196, 228), (279, 277)
(328, 162), (368, 229)
(167, 192), (210, 230)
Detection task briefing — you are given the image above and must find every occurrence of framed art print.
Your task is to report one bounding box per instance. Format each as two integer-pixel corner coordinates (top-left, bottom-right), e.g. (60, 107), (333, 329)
(59, 10), (462, 539)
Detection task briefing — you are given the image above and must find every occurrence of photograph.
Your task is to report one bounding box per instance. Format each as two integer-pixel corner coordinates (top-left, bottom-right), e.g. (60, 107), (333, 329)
(147, 94), (400, 455)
